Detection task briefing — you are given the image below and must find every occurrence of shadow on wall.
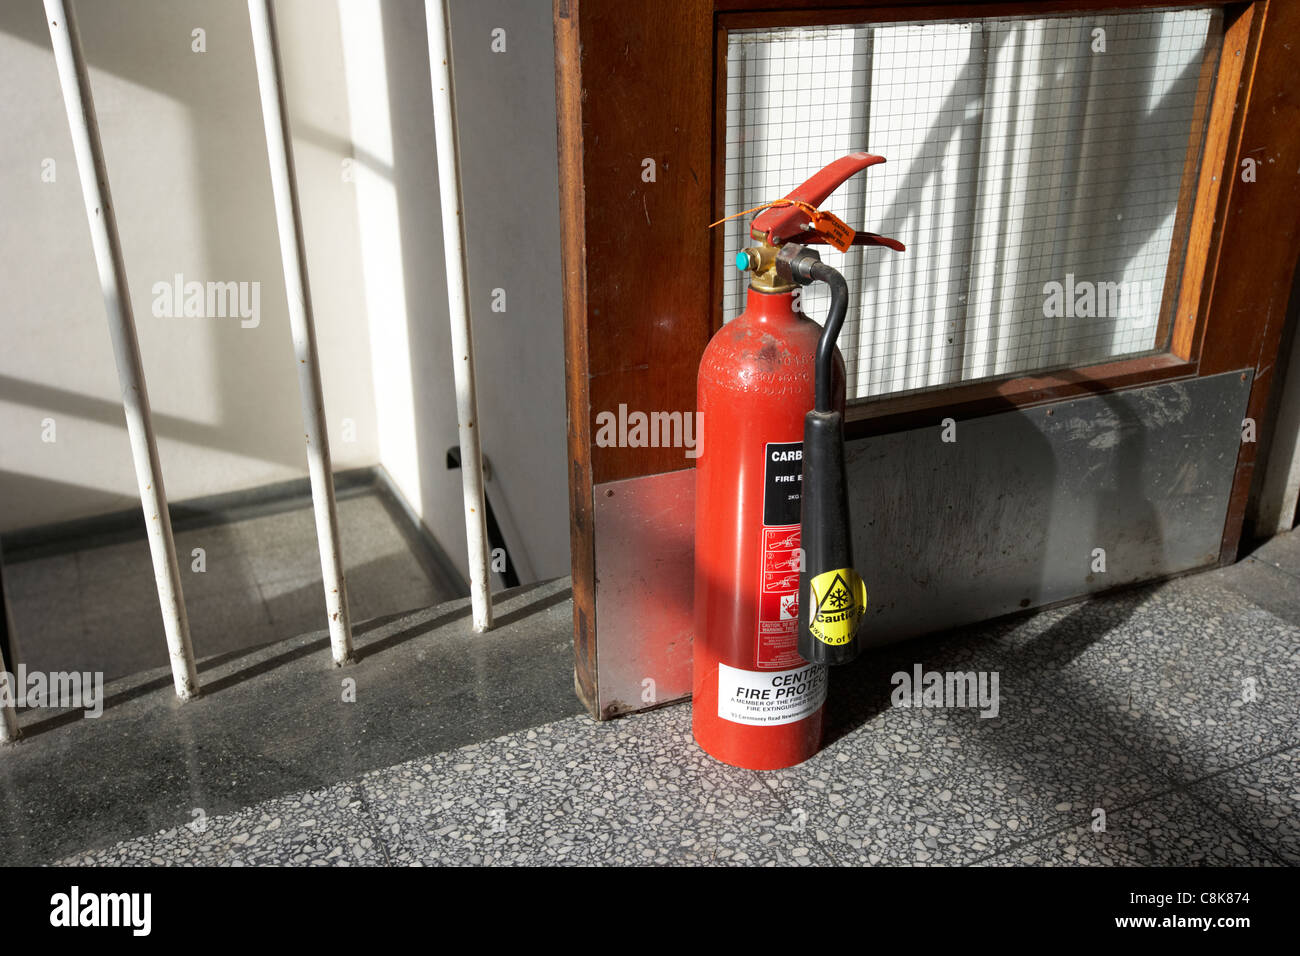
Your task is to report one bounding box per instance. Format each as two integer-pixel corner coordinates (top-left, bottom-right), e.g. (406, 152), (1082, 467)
(372, 0), (464, 587)
(858, 14), (1210, 379)
(832, 373), (1162, 745)
(835, 15), (1180, 651)
(0, 0), (366, 531)
(0, 0), (570, 587)
(373, 0), (568, 587)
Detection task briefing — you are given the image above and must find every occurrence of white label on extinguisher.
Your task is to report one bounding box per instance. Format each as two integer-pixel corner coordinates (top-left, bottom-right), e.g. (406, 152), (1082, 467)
(717, 661), (827, 726)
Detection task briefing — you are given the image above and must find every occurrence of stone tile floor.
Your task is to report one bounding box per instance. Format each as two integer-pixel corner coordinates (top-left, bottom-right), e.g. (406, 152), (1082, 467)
(56, 531), (1300, 867)
(4, 490), (459, 682)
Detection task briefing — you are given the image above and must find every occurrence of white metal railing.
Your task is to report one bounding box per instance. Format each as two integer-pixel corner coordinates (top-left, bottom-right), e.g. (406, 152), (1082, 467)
(248, 0), (354, 665)
(426, 0), (493, 632)
(1, 557), (20, 740)
(4, 0), (494, 728)
(44, 0), (200, 701)
(0, 620), (18, 742)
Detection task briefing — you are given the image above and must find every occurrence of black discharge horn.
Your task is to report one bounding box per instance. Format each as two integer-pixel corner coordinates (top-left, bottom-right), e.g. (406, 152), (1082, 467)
(779, 244), (868, 666)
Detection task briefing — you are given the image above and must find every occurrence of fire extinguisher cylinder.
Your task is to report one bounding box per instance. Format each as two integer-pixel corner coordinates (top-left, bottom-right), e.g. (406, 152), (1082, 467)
(692, 244), (837, 770)
(694, 153), (901, 768)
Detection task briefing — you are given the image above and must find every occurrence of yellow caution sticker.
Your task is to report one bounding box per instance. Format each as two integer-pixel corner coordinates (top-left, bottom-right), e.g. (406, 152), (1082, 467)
(808, 568), (867, 646)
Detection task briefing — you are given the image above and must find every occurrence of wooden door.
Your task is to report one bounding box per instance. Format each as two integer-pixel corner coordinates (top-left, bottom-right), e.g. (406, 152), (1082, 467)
(553, 0), (1300, 718)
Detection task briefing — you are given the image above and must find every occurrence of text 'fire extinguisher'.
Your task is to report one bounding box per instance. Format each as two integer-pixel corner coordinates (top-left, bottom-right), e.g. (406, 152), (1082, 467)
(693, 152), (904, 770)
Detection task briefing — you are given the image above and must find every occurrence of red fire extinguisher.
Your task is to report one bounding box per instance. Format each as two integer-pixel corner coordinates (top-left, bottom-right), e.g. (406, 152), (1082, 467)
(692, 153), (903, 770)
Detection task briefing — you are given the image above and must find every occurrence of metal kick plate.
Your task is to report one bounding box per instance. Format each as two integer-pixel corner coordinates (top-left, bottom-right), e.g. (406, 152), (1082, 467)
(590, 370), (1253, 718)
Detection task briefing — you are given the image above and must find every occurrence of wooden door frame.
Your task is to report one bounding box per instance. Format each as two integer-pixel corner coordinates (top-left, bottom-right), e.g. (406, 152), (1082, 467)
(553, 0), (1300, 712)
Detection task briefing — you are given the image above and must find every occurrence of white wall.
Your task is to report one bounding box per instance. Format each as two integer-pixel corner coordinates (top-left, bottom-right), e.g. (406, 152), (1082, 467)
(335, 0), (569, 583)
(0, 0), (570, 584)
(0, 0), (377, 524)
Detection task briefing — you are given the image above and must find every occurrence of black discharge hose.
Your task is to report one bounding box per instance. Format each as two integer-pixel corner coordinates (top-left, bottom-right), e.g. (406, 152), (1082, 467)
(783, 248), (867, 666)
(811, 260), (848, 414)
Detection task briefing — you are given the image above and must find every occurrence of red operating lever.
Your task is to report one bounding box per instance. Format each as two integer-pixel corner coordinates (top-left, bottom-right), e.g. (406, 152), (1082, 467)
(750, 152), (904, 252)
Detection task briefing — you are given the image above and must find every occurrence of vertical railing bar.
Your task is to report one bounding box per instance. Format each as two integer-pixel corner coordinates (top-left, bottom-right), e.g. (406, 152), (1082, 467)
(0, 677), (17, 744)
(1, 552), (20, 741)
(247, 0), (353, 663)
(0, 627), (18, 744)
(43, 0), (200, 700)
(425, 0), (493, 632)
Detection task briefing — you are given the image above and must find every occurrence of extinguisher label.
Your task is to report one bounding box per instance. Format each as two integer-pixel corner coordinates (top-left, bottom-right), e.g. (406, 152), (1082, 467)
(762, 441), (803, 526)
(717, 661), (827, 726)
(758, 525), (802, 668)
(758, 441), (804, 669)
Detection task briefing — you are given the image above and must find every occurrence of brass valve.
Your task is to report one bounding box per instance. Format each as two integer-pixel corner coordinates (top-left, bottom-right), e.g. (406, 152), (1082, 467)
(736, 242), (792, 294)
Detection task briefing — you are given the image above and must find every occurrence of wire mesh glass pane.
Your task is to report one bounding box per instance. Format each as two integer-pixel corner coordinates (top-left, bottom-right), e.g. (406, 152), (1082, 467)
(723, 7), (1222, 400)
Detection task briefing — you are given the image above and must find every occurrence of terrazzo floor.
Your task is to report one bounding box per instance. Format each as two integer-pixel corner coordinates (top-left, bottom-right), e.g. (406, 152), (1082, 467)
(54, 536), (1300, 867)
(4, 489), (461, 682)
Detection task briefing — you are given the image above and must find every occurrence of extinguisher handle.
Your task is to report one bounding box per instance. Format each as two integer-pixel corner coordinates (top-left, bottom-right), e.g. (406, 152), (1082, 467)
(803, 230), (906, 253)
(750, 152), (888, 245)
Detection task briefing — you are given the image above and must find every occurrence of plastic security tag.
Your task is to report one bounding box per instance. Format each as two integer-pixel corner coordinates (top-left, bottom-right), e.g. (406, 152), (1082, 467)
(813, 211), (856, 252)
